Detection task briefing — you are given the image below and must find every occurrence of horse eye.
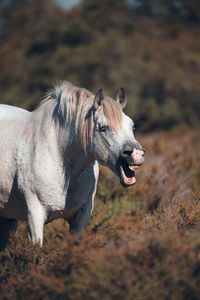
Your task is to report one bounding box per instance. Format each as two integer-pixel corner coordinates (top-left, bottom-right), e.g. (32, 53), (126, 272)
(99, 125), (108, 132)
(132, 125), (135, 131)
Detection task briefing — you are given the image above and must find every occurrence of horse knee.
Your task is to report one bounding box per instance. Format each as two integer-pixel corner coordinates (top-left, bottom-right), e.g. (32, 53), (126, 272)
(68, 202), (93, 234)
(0, 217), (18, 251)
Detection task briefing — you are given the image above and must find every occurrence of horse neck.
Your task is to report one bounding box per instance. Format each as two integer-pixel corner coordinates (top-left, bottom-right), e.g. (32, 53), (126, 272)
(55, 128), (94, 188)
(30, 99), (95, 180)
(57, 96), (95, 164)
(59, 122), (95, 167)
(29, 101), (57, 141)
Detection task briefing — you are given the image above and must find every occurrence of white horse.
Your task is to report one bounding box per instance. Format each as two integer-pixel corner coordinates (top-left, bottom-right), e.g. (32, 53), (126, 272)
(0, 82), (145, 249)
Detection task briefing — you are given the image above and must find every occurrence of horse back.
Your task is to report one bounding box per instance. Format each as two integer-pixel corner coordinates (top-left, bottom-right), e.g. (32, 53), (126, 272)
(0, 104), (28, 120)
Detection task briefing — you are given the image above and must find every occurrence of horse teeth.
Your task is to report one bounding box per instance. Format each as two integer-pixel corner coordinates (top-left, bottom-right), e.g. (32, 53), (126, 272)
(129, 166), (139, 171)
(129, 166), (135, 170)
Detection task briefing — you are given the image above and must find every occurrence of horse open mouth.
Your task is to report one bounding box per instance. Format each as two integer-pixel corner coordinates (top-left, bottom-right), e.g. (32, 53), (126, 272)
(119, 161), (139, 187)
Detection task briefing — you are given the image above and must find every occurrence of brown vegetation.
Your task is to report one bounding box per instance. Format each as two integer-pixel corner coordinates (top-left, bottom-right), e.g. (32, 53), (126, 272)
(0, 126), (199, 299)
(0, 1), (200, 298)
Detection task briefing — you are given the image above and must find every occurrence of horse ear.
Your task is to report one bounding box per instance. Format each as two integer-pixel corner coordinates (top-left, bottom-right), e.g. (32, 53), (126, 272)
(117, 87), (127, 109)
(94, 88), (104, 110)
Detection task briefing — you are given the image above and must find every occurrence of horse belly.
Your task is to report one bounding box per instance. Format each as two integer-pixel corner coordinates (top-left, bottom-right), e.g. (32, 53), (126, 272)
(0, 195), (27, 220)
(0, 158), (26, 220)
(0, 181), (27, 220)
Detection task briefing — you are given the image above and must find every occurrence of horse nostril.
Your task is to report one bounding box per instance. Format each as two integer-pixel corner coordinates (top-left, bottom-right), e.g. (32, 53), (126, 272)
(121, 143), (133, 158)
(142, 148), (146, 156)
(122, 150), (133, 157)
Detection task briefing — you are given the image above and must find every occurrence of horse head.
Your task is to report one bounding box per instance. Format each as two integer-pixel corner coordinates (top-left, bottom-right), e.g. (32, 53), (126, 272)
(92, 88), (146, 187)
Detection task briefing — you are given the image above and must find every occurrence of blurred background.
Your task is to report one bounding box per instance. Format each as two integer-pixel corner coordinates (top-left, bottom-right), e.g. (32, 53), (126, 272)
(1, 2), (200, 298)
(0, 0), (199, 132)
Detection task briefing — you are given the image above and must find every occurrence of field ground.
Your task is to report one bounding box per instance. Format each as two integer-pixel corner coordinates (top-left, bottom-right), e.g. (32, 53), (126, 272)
(0, 126), (200, 300)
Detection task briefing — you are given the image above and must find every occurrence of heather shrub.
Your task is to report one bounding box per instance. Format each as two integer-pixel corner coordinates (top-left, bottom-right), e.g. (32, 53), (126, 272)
(1, 128), (200, 299)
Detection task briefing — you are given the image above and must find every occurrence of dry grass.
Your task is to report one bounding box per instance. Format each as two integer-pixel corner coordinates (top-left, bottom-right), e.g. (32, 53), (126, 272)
(0, 126), (200, 300)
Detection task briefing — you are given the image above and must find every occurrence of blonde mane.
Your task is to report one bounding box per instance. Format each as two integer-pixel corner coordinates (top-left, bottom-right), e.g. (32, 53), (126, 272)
(36, 81), (122, 150)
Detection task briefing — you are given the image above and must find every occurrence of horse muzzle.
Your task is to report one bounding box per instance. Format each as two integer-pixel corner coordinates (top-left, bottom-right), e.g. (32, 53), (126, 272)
(118, 144), (146, 187)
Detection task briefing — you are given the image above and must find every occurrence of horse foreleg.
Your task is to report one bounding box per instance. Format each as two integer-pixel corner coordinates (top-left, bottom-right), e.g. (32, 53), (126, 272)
(67, 161), (99, 234)
(0, 217), (18, 251)
(68, 199), (93, 234)
(26, 201), (46, 246)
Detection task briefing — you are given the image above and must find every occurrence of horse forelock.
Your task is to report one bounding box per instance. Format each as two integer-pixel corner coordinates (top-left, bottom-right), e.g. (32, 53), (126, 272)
(102, 97), (122, 130)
